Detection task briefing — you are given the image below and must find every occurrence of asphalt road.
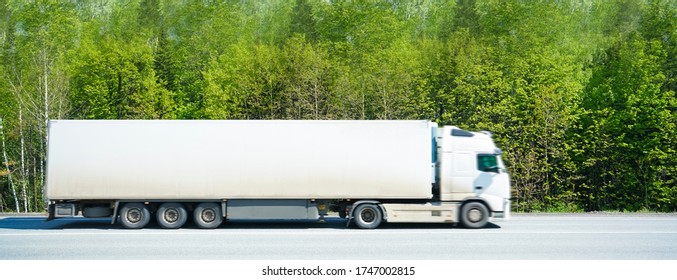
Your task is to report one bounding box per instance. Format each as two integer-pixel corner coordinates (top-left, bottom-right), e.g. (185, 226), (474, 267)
(0, 213), (676, 260)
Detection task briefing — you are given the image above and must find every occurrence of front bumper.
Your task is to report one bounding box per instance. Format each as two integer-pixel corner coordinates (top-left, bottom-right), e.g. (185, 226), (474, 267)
(492, 198), (511, 220)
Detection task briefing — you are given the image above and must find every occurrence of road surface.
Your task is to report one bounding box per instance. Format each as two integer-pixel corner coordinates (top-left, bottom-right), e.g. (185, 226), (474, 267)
(1, 213), (676, 259)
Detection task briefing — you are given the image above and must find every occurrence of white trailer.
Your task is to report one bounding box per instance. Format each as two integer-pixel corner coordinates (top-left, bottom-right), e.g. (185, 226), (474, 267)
(46, 120), (510, 229)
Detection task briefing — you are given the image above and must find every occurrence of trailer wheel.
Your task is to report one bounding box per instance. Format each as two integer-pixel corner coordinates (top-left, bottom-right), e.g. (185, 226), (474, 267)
(156, 202), (188, 229)
(353, 204), (382, 229)
(119, 203), (151, 229)
(460, 202), (489, 229)
(194, 202), (223, 229)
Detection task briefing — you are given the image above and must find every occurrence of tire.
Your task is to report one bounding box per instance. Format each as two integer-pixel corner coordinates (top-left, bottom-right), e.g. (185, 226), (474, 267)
(119, 203), (151, 229)
(353, 204), (382, 229)
(460, 202), (489, 229)
(193, 202), (223, 229)
(156, 202), (188, 229)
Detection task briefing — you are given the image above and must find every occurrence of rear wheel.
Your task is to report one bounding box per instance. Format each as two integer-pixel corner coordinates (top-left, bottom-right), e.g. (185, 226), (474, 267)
(460, 202), (489, 229)
(156, 202), (188, 229)
(353, 204), (382, 229)
(194, 202), (223, 229)
(119, 203), (151, 229)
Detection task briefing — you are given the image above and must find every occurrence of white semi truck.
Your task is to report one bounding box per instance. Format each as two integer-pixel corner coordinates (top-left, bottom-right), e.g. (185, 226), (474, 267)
(46, 120), (510, 229)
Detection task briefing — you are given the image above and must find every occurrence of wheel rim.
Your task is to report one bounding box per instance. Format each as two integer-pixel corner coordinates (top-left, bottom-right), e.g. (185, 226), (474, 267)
(164, 208), (180, 223)
(201, 209), (216, 223)
(360, 208), (376, 223)
(127, 208), (142, 224)
(468, 208), (483, 223)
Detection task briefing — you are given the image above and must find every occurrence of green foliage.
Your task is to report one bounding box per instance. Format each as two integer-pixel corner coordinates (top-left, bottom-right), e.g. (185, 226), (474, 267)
(0, 0), (675, 212)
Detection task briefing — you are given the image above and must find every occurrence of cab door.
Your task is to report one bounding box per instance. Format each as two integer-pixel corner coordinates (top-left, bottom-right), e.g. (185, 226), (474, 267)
(474, 154), (500, 194)
(475, 153), (511, 214)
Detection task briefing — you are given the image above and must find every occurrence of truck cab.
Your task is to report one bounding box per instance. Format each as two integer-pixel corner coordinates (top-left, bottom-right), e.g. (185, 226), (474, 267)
(436, 126), (511, 220)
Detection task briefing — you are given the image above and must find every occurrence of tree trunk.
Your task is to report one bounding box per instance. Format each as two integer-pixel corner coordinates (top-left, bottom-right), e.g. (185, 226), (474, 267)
(33, 157), (38, 212)
(19, 105), (28, 212)
(41, 48), (50, 211)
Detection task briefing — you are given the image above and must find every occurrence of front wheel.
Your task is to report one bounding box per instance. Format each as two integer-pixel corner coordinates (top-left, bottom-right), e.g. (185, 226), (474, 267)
(119, 203), (151, 229)
(193, 202), (223, 229)
(353, 204), (382, 229)
(460, 202), (489, 229)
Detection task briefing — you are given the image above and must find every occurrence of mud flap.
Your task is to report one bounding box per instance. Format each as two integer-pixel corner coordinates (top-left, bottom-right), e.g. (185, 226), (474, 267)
(46, 203), (55, 221)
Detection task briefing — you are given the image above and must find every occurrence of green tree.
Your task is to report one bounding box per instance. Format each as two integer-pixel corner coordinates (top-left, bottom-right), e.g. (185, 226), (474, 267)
(577, 0), (677, 211)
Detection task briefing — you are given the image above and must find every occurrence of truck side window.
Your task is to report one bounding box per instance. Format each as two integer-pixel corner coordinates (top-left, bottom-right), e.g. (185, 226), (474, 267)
(477, 154), (499, 173)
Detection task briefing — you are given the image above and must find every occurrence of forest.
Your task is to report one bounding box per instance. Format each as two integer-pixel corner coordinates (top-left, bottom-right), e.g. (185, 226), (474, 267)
(0, 0), (675, 213)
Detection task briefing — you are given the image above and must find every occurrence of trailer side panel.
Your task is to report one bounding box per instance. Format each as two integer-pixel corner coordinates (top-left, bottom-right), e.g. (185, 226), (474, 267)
(46, 120), (433, 200)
